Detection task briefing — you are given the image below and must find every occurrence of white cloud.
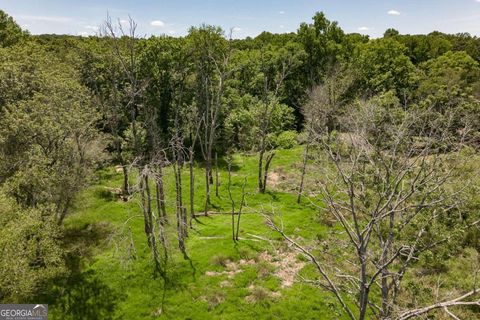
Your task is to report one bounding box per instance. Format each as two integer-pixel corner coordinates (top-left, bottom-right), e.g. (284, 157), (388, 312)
(16, 14), (73, 23)
(358, 26), (370, 31)
(168, 30), (176, 35)
(77, 31), (91, 37)
(84, 25), (99, 31)
(279, 11), (285, 15)
(232, 27), (242, 32)
(388, 10), (401, 16)
(150, 20), (165, 27)
(280, 25), (285, 29)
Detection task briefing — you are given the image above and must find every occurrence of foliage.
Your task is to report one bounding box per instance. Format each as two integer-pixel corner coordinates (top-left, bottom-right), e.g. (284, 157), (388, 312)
(224, 94), (295, 151)
(0, 193), (65, 302)
(0, 10), (27, 47)
(352, 37), (418, 99)
(417, 51), (480, 108)
(0, 44), (104, 222)
(298, 12), (345, 85)
(275, 130), (298, 149)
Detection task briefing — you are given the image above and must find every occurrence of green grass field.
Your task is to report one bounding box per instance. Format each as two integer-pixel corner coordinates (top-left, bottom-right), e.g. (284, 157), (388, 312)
(44, 147), (349, 319)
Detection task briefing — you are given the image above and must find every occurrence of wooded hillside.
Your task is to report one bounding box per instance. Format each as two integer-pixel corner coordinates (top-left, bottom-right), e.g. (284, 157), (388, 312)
(1, 9), (479, 319)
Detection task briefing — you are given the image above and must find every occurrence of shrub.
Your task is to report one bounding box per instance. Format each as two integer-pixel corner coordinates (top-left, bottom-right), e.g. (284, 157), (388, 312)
(276, 131), (298, 149)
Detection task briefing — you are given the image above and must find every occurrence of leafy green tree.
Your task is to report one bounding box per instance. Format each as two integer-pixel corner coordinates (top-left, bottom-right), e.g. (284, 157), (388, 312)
(352, 38), (417, 99)
(445, 32), (480, 62)
(0, 43), (104, 224)
(187, 25), (231, 211)
(342, 33), (369, 59)
(139, 36), (192, 143)
(0, 10), (27, 47)
(383, 28), (400, 38)
(224, 93), (295, 151)
(417, 51), (479, 107)
(417, 51), (480, 141)
(80, 36), (137, 196)
(298, 12), (345, 85)
(0, 193), (65, 302)
(397, 33), (453, 64)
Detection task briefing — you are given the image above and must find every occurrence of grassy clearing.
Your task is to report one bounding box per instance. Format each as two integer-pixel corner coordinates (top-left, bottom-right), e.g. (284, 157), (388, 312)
(44, 147), (347, 319)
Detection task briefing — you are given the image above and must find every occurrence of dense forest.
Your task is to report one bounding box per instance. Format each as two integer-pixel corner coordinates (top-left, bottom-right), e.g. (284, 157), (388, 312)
(1, 8), (480, 319)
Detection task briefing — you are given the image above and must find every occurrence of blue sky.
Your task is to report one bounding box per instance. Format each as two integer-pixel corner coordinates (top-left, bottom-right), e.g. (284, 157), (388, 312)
(1, 0), (479, 38)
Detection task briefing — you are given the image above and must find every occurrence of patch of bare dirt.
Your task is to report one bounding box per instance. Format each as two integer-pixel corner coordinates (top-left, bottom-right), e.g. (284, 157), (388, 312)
(266, 167), (299, 192)
(258, 250), (305, 288)
(204, 249), (304, 288)
(238, 259), (256, 266)
(268, 171), (282, 187)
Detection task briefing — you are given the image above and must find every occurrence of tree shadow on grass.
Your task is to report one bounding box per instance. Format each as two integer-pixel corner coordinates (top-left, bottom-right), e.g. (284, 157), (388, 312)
(45, 266), (121, 320)
(38, 223), (124, 319)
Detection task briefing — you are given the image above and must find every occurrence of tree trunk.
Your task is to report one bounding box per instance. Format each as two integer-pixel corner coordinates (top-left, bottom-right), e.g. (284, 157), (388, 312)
(380, 212), (395, 318)
(235, 177), (247, 241)
(297, 141), (310, 204)
(261, 152), (275, 193)
(144, 174), (162, 273)
(142, 175), (154, 246)
(156, 166), (167, 223)
(258, 147), (265, 193)
(358, 248), (370, 320)
(204, 156), (211, 216)
(122, 165), (130, 199)
(156, 183), (167, 225)
(215, 152), (219, 197)
(174, 159), (187, 244)
(227, 162), (236, 242)
(189, 147), (195, 228)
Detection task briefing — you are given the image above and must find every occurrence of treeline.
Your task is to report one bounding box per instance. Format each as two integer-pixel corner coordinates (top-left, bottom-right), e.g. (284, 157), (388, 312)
(0, 9), (479, 318)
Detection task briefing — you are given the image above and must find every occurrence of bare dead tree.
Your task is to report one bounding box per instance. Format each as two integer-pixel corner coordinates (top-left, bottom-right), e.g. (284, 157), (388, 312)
(396, 289), (480, 320)
(187, 115), (203, 228)
(269, 98), (478, 320)
(171, 102), (189, 256)
(171, 140), (186, 253)
(257, 49), (299, 193)
(103, 16), (171, 279)
(193, 31), (234, 215)
(215, 152), (219, 197)
(227, 157), (248, 242)
(235, 176), (248, 241)
(155, 162), (168, 223)
(297, 130), (312, 204)
(103, 16), (145, 159)
(151, 164), (169, 280)
(302, 66), (354, 134)
(91, 52), (131, 198)
(102, 15), (161, 200)
(227, 160), (236, 242)
(188, 145), (195, 227)
(139, 168), (162, 271)
(297, 66), (354, 202)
